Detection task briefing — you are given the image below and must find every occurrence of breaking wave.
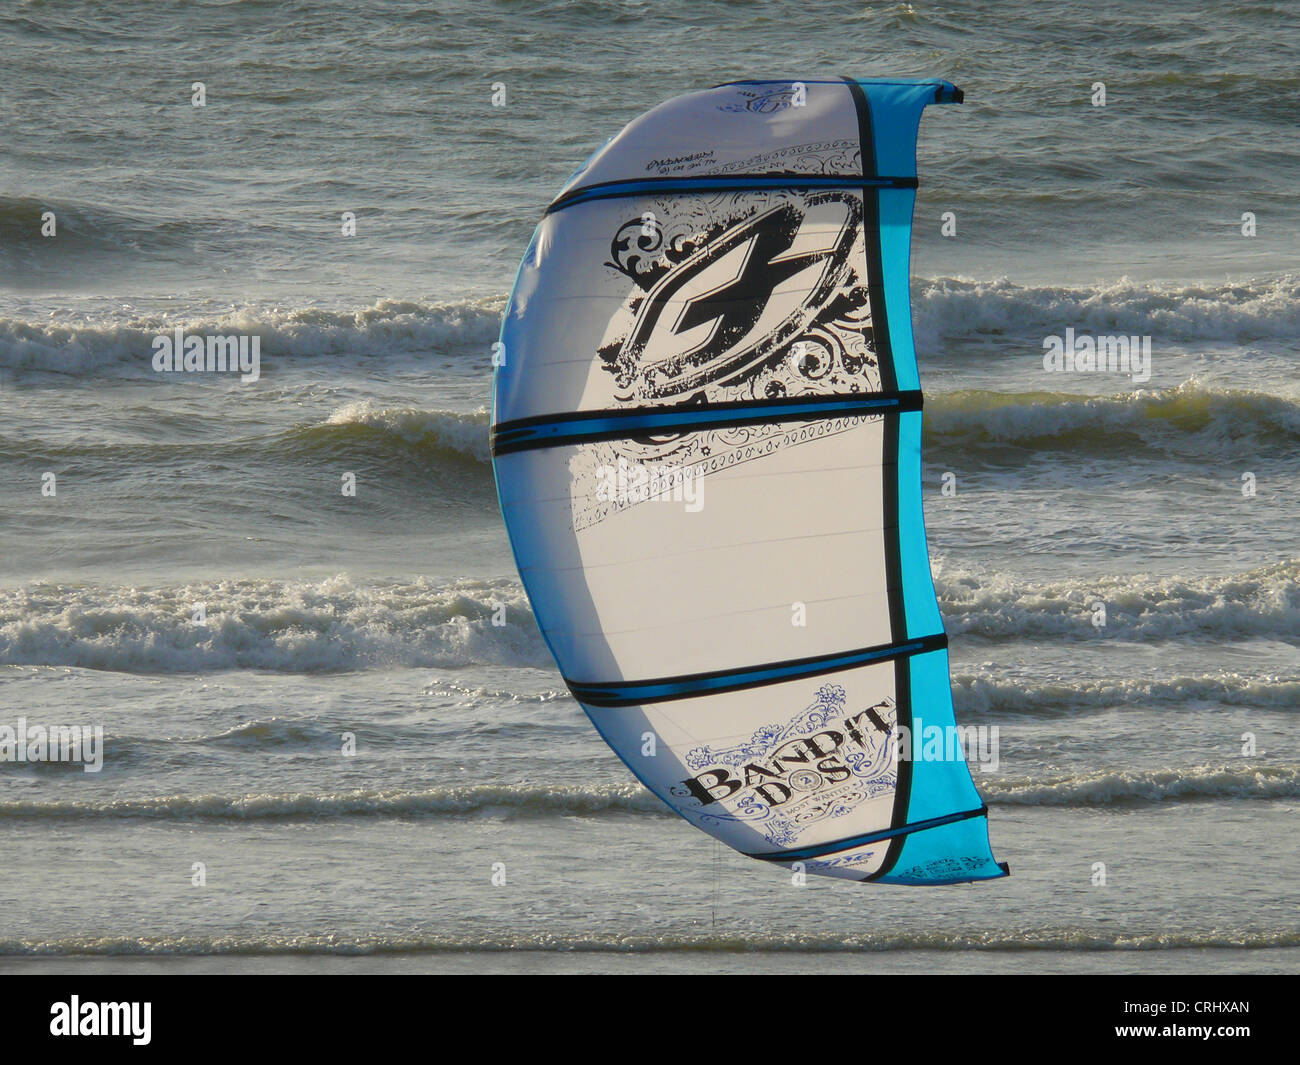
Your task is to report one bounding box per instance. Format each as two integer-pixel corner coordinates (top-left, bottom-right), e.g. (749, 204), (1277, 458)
(0, 576), (549, 673)
(913, 274), (1300, 348)
(0, 298), (503, 374)
(1, 561), (1294, 674)
(925, 380), (1300, 459)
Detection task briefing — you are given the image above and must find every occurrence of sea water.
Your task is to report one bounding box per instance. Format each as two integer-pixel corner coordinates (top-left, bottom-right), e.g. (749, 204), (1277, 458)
(0, 0), (1296, 972)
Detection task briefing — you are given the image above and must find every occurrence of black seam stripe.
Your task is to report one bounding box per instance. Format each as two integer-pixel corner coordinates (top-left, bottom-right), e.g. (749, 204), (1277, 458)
(568, 632), (947, 708)
(843, 77), (895, 395)
(746, 806), (988, 863)
(881, 415), (907, 640)
(492, 390), (922, 457)
(866, 654), (913, 880)
(843, 77), (913, 877)
(844, 77), (907, 647)
(547, 174), (918, 214)
(494, 390), (922, 435)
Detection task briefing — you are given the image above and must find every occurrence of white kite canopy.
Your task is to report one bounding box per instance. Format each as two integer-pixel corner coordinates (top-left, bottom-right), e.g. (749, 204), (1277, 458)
(492, 78), (1007, 884)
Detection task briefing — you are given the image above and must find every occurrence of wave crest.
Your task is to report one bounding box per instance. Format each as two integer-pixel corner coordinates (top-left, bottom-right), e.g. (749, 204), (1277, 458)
(926, 380), (1300, 458)
(914, 274), (1300, 347)
(0, 576), (549, 673)
(0, 298), (503, 373)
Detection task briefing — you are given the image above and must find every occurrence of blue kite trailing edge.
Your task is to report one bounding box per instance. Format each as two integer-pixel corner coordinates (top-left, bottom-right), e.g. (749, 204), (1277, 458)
(491, 78), (1008, 884)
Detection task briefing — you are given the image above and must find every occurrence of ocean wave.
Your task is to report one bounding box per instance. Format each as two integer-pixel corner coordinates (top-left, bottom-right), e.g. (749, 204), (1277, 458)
(937, 558), (1300, 642)
(234, 381), (1300, 469)
(925, 380), (1300, 458)
(982, 764), (1300, 806)
(0, 406), (495, 471)
(1, 928), (1295, 957)
(2, 382), (1288, 473)
(1, 766), (1290, 823)
(0, 576), (550, 673)
(0, 783), (659, 822)
(0, 297), (503, 373)
(198, 718), (339, 749)
(953, 670), (1300, 716)
(0, 194), (159, 259)
(0, 561), (1294, 674)
(913, 274), (1300, 347)
(3, 274), (1296, 377)
(307, 403), (492, 464)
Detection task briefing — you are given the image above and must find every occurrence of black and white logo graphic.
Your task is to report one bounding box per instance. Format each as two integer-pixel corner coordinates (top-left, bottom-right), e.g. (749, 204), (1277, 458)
(572, 189), (883, 530)
(570, 190), (882, 532)
(669, 683), (897, 850)
(601, 191), (876, 405)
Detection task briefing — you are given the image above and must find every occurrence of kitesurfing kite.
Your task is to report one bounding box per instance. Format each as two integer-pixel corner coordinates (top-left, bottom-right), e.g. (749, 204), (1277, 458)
(491, 78), (1007, 884)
